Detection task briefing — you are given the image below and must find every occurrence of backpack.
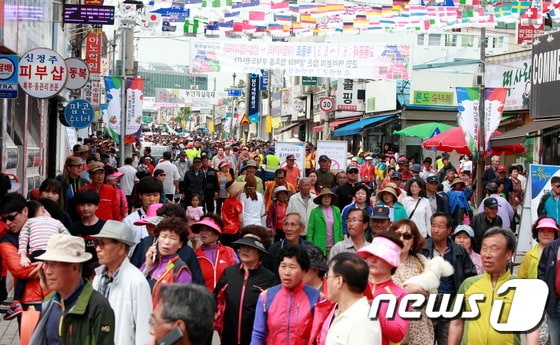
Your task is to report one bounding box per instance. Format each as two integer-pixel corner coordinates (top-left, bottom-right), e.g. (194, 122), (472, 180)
(538, 193), (551, 217)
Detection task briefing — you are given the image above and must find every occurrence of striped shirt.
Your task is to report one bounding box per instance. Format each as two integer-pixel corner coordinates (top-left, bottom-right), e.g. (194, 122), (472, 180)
(18, 216), (69, 255)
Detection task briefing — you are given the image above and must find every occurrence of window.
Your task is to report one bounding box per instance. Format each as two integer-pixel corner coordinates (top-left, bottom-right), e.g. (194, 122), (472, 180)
(417, 34), (425, 46)
(444, 34), (457, 47)
(428, 34), (441, 46)
(462, 35), (474, 47)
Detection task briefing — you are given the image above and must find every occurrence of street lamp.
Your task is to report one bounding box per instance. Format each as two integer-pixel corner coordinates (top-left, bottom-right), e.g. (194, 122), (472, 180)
(232, 73), (237, 88)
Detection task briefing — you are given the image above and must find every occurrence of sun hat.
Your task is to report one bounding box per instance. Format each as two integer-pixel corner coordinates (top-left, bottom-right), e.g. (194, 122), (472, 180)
(378, 185), (398, 199)
(191, 217), (222, 235)
(273, 185), (291, 198)
(106, 171), (124, 180)
(304, 244), (328, 272)
(450, 177), (465, 188)
(218, 161), (231, 170)
(65, 156), (82, 166)
(232, 234), (268, 254)
(134, 203), (164, 225)
(357, 236), (401, 267)
(36, 234), (93, 263)
(313, 188), (338, 205)
(227, 181), (246, 197)
(87, 161), (105, 173)
(536, 218), (559, 230)
(242, 160), (258, 170)
(77, 145), (89, 153)
(91, 220), (136, 247)
(453, 224), (475, 238)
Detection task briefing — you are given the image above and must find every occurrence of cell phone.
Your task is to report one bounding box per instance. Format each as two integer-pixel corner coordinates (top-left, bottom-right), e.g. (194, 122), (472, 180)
(152, 240), (159, 263)
(157, 326), (184, 345)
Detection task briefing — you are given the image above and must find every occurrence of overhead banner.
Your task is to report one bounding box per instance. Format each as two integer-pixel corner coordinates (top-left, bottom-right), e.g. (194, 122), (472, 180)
(485, 54), (531, 111)
(190, 39), (411, 79)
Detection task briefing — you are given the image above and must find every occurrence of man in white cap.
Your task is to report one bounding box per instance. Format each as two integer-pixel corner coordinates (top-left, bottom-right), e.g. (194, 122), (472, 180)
(30, 234), (115, 345)
(92, 220), (152, 345)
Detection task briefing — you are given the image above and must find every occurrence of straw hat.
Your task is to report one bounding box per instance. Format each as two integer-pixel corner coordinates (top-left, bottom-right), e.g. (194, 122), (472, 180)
(378, 185), (398, 200)
(450, 177), (465, 188)
(313, 188), (338, 205)
(228, 181), (246, 197)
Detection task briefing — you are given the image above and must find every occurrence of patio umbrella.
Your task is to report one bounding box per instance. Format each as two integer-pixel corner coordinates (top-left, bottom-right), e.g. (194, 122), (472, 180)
(421, 127), (526, 156)
(393, 122), (454, 139)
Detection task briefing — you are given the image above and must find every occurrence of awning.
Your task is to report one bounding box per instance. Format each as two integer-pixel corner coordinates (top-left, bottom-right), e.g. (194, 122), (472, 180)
(328, 118), (359, 130)
(333, 114), (397, 137)
(491, 119), (560, 146)
(312, 125), (325, 133)
(277, 122), (302, 134)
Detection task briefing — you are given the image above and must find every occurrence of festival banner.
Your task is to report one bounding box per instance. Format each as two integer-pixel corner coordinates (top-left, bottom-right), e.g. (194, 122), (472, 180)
(189, 39), (411, 80)
(104, 76), (122, 142)
(484, 87), (508, 156)
(126, 77), (144, 135)
(456, 87), (480, 159)
(103, 76), (145, 143)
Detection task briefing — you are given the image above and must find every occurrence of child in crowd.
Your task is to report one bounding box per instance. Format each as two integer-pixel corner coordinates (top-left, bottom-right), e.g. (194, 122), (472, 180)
(186, 193), (204, 248)
(220, 181), (245, 247)
(7, 200), (69, 320)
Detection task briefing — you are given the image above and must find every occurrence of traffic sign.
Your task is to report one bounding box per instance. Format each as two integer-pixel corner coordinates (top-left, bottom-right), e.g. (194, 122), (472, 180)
(0, 55), (18, 99)
(239, 114), (251, 125)
(319, 97), (335, 112)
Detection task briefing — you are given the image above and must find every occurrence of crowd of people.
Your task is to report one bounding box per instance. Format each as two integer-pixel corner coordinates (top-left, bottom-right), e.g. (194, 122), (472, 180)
(0, 133), (556, 345)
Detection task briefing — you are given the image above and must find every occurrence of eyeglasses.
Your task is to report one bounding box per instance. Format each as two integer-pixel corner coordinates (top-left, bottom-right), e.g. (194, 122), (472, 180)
(347, 171), (358, 174)
(2, 212), (20, 222)
(346, 218), (364, 224)
(397, 232), (414, 240)
(149, 314), (173, 327)
(325, 273), (340, 279)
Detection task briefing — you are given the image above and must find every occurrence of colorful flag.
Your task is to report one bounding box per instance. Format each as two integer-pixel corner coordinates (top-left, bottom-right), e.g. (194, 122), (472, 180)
(520, 6), (543, 25)
(103, 77), (123, 143)
(511, 1), (531, 14)
(126, 78), (144, 136)
(456, 87), (480, 158)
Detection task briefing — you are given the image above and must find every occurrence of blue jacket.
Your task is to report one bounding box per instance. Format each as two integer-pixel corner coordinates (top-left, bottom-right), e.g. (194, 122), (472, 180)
(539, 239), (560, 316)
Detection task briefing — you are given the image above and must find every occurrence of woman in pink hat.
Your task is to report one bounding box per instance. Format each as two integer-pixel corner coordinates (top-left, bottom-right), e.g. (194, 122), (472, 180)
(357, 232), (409, 345)
(192, 213), (239, 292)
(105, 167), (128, 220)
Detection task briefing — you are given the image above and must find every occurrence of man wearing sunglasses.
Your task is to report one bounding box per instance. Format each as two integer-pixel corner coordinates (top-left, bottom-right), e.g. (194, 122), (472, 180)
(538, 175), (560, 224)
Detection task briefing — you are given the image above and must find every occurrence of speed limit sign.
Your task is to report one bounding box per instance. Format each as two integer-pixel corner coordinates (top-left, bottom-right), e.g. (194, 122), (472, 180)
(319, 97), (335, 112)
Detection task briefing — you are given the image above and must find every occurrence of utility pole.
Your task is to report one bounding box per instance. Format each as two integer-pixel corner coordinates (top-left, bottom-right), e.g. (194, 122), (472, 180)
(475, 27), (486, 206)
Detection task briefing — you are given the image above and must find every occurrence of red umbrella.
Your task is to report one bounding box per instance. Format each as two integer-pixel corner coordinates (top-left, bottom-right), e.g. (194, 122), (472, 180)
(421, 127), (526, 156)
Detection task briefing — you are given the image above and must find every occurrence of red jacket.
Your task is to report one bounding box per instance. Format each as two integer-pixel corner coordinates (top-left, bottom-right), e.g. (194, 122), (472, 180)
(359, 163), (376, 183)
(307, 298), (336, 345)
(252, 282), (323, 345)
(195, 244), (238, 291)
(80, 184), (122, 221)
(0, 231), (46, 304)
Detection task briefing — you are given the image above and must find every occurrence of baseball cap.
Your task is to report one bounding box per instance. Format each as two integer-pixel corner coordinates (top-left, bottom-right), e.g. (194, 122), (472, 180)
(370, 206), (390, 220)
(497, 165), (507, 173)
(390, 171), (402, 180)
(318, 155), (330, 162)
(453, 225), (475, 238)
(347, 165), (359, 173)
(193, 157), (202, 163)
(411, 164), (421, 173)
(483, 197), (500, 208)
(426, 175), (439, 183)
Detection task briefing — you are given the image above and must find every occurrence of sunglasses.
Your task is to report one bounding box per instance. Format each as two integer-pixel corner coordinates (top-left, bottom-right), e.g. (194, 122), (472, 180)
(2, 211), (20, 222)
(398, 232), (414, 240)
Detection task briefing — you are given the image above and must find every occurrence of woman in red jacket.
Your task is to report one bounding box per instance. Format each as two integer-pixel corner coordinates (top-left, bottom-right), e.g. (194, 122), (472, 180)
(192, 214), (239, 291)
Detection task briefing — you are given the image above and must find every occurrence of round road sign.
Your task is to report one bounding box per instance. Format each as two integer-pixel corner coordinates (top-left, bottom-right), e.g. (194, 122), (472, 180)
(319, 97), (335, 112)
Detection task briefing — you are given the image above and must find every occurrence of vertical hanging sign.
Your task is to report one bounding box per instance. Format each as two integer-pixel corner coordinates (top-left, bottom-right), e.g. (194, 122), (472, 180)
(248, 73), (260, 123)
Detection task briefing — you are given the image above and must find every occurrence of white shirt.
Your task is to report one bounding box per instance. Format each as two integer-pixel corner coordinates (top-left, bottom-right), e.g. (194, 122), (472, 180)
(286, 192), (318, 235)
(119, 164), (138, 196)
(155, 160), (181, 194)
(124, 208), (147, 257)
(326, 297), (382, 345)
(402, 196), (432, 237)
(241, 192), (265, 226)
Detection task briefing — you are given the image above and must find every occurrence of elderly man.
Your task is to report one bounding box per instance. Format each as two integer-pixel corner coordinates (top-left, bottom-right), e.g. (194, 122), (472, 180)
(236, 159), (264, 193)
(477, 182), (514, 229)
(316, 155), (335, 189)
(265, 212), (311, 278)
(328, 209), (371, 262)
(369, 206), (391, 237)
(149, 284), (216, 345)
(471, 197), (503, 253)
(92, 220), (152, 345)
(449, 228), (519, 345)
(30, 234), (115, 345)
(335, 165), (360, 210)
(287, 178), (317, 239)
(481, 155), (500, 188)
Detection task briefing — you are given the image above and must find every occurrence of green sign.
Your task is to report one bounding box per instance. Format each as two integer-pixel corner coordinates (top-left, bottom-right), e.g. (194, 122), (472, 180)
(413, 91), (454, 105)
(302, 76), (317, 86)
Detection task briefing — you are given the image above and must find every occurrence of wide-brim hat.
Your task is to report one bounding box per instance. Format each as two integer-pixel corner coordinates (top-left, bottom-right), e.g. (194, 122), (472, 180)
(313, 188), (338, 205)
(451, 177), (465, 188)
(232, 234), (268, 254)
(357, 236), (401, 268)
(228, 181), (246, 197)
(88, 161), (105, 173)
(134, 203), (164, 225)
(304, 244), (328, 272)
(273, 185), (292, 198)
(377, 185), (398, 199)
(191, 217), (222, 235)
(242, 160), (258, 170)
(36, 234), (93, 263)
(91, 220), (136, 247)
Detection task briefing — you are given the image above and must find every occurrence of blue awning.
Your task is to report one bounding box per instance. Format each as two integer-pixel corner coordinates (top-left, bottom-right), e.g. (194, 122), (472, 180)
(333, 114), (397, 136)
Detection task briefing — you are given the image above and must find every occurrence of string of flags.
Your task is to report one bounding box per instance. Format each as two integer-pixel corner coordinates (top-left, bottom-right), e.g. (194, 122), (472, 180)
(139, 0), (560, 37)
